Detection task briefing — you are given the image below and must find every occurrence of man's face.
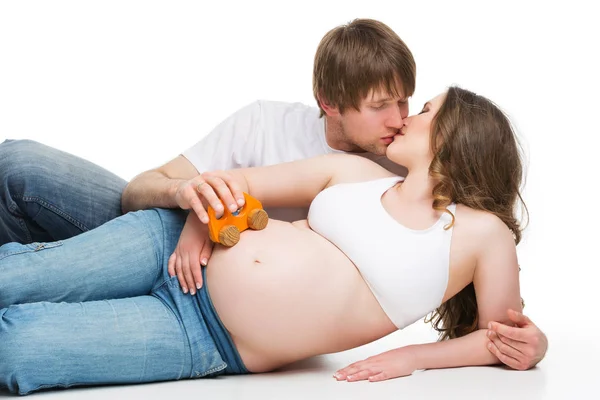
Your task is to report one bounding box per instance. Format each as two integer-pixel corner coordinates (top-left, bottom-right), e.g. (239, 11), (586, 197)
(338, 88), (408, 156)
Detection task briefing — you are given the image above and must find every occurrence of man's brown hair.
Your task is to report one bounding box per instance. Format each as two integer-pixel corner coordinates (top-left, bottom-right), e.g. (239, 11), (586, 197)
(313, 18), (416, 117)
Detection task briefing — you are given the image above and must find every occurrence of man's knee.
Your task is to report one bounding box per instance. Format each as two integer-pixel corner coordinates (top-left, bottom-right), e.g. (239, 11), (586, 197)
(0, 140), (76, 196)
(0, 139), (52, 181)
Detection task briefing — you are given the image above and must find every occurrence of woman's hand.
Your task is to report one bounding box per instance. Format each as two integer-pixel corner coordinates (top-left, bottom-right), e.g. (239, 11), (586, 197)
(174, 171), (245, 223)
(486, 309), (548, 370)
(333, 347), (417, 382)
(168, 170), (247, 295)
(168, 212), (214, 295)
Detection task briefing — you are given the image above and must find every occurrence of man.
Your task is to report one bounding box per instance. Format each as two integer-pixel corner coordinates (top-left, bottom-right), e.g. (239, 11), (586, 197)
(0, 18), (546, 371)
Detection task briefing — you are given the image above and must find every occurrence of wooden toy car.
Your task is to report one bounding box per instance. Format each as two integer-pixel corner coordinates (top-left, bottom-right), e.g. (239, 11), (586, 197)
(207, 192), (269, 247)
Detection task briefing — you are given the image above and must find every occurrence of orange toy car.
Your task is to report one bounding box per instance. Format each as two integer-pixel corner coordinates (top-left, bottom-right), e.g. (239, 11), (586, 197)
(207, 192), (269, 247)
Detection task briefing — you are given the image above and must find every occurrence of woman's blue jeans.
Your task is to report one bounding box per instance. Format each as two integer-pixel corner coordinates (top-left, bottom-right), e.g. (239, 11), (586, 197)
(0, 207), (246, 395)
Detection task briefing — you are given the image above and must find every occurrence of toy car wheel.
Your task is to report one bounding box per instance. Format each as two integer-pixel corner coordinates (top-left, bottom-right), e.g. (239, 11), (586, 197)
(247, 209), (268, 230)
(219, 225), (240, 247)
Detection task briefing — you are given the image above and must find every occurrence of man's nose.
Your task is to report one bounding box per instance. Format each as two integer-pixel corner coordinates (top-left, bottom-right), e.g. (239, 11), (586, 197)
(387, 104), (405, 128)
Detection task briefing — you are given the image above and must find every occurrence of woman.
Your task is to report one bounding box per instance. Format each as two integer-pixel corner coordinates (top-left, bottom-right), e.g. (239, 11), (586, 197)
(0, 86), (527, 395)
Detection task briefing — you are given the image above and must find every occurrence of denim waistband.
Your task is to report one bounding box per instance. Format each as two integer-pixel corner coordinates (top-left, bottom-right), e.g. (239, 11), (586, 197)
(197, 267), (249, 375)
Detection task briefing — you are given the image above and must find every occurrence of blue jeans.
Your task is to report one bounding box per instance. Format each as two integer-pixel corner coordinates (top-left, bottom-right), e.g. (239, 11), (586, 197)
(0, 139), (126, 245)
(0, 208), (248, 395)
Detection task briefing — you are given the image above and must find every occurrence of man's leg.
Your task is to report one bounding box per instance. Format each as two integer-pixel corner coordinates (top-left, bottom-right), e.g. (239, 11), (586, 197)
(0, 139), (127, 245)
(0, 208), (187, 308)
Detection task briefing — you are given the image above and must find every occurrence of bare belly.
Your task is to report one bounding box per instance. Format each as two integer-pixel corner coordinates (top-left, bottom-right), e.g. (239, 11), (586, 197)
(205, 219), (397, 373)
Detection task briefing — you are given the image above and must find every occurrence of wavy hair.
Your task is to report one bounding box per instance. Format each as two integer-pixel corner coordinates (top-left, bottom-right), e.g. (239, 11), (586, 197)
(424, 86), (528, 340)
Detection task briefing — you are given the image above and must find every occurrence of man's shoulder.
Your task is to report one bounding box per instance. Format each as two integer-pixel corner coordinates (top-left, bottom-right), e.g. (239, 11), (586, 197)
(254, 100), (323, 139)
(254, 99), (319, 115)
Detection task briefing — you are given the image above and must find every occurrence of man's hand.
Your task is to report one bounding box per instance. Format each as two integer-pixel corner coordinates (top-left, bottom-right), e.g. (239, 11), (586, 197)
(168, 212), (214, 295)
(173, 176), (217, 224)
(174, 171), (245, 224)
(333, 347), (417, 382)
(486, 309), (548, 370)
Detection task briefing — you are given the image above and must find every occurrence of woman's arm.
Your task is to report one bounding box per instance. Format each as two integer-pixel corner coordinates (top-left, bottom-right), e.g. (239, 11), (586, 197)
(486, 309), (548, 370)
(334, 329), (496, 382)
(413, 212), (523, 369)
(194, 153), (393, 222)
(407, 215), (522, 369)
(169, 153), (392, 295)
(334, 213), (523, 382)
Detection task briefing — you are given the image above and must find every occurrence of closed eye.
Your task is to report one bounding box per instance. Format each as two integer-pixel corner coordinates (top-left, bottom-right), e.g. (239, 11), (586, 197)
(419, 101), (432, 115)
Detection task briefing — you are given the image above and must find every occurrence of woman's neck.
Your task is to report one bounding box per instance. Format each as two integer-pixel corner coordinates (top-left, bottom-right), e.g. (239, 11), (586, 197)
(394, 167), (436, 205)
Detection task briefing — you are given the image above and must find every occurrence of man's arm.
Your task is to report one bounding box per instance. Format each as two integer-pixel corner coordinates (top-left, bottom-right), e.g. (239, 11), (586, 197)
(121, 155), (199, 213)
(121, 101), (263, 294)
(121, 100), (263, 214)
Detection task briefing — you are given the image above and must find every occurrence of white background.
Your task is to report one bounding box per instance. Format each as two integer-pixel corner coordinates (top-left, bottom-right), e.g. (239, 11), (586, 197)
(0, 1), (598, 398)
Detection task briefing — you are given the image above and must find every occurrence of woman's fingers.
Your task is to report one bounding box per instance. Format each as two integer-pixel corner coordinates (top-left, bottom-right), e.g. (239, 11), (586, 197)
(168, 253), (177, 277)
(488, 321), (527, 343)
(345, 368), (378, 382)
(487, 339), (527, 370)
(335, 363), (362, 379)
(187, 250), (202, 292)
(194, 238), (213, 289)
(181, 252), (196, 295)
(487, 330), (525, 360)
(174, 253), (188, 294)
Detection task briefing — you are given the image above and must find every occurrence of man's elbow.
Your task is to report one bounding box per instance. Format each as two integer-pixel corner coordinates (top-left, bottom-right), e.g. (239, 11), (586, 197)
(120, 184), (134, 214)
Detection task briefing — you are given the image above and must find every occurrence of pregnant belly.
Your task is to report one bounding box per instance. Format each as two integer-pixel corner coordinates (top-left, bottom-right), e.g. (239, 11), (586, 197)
(205, 220), (396, 372)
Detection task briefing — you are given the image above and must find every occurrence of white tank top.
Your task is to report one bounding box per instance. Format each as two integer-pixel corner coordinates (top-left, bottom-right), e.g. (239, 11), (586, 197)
(307, 176), (455, 329)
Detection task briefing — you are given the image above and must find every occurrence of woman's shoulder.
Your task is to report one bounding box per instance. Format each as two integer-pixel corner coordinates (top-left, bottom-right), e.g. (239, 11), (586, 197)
(454, 204), (512, 240)
(326, 153), (398, 186)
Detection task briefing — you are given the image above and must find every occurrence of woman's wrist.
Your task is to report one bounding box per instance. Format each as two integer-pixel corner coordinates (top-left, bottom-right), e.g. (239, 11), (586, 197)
(401, 345), (421, 371)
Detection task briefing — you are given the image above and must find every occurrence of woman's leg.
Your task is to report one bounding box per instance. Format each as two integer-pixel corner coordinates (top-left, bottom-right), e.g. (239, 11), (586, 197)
(0, 208), (187, 308)
(0, 293), (226, 395)
(0, 139), (127, 246)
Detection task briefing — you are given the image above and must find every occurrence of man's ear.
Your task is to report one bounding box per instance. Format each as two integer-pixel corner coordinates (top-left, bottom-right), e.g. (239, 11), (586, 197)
(317, 94), (341, 117)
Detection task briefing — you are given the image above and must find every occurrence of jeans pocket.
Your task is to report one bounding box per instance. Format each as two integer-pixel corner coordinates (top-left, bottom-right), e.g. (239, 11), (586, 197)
(152, 276), (228, 379)
(0, 241), (64, 261)
(192, 348), (228, 379)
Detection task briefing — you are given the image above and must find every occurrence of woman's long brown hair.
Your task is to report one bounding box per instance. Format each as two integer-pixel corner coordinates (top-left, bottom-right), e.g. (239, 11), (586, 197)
(424, 86), (528, 340)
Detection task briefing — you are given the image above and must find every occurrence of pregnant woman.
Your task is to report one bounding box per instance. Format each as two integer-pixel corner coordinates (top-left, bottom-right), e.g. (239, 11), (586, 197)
(0, 86), (529, 395)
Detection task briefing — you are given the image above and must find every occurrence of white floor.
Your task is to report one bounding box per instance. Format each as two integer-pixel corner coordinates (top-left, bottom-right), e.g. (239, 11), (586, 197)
(1, 321), (594, 400)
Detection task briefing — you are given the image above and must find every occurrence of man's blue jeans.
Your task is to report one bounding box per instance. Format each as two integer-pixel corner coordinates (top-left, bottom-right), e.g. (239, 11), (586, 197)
(0, 139), (126, 245)
(0, 207), (248, 395)
(0, 142), (248, 394)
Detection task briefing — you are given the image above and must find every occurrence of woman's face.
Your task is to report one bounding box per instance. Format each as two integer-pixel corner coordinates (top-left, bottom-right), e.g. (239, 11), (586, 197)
(386, 92), (446, 170)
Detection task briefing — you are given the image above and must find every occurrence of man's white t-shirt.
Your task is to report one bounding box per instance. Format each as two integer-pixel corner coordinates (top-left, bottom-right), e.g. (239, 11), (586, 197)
(182, 100), (407, 222)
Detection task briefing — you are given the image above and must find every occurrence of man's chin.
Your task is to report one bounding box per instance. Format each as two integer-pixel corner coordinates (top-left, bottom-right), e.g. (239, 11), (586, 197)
(355, 143), (387, 157)
(373, 145), (388, 157)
